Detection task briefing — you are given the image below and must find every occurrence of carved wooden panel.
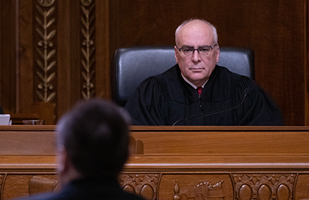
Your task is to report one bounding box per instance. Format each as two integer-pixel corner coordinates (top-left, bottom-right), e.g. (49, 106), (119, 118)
(34, 0), (98, 106)
(0, 0), (109, 123)
(29, 175), (60, 195)
(120, 173), (160, 200)
(167, 174), (232, 200)
(34, 0), (57, 103)
(295, 175), (309, 200)
(0, 126), (308, 199)
(80, 0), (96, 100)
(1, 172), (309, 200)
(233, 173), (295, 200)
(3, 174), (58, 200)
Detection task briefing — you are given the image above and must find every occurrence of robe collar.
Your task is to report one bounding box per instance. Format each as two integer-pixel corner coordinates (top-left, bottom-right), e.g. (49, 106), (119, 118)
(181, 73), (207, 89)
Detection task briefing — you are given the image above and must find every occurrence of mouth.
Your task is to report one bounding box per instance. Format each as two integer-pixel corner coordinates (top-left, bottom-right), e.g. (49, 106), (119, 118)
(189, 67), (204, 72)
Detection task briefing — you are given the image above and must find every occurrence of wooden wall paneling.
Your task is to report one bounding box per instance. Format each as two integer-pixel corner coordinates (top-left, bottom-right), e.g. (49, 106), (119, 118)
(108, 0), (307, 125)
(80, 0), (95, 100)
(0, 0), (2, 110)
(57, 0), (111, 121)
(56, 0), (81, 120)
(95, 0), (111, 100)
(214, 1), (306, 126)
(0, 0), (1, 108)
(16, 0), (31, 114)
(304, 0), (309, 126)
(0, 0), (307, 124)
(0, 1), (3, 109)
(0, 0), (18, 113)
(57, 0), (74, 119)
(254, 0), (305, 126)
(18, 0), (34, 114)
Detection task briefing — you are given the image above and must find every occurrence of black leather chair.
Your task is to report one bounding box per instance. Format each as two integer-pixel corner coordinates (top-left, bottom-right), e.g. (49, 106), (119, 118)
(113, 46), (254, 106)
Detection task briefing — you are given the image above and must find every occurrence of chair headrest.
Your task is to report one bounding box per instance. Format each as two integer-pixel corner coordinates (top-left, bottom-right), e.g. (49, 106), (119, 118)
(113, 46), (254, 106)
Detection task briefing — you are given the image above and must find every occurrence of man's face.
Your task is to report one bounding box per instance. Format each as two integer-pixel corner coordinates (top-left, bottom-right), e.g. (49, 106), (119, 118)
(175, 20), (220, 87)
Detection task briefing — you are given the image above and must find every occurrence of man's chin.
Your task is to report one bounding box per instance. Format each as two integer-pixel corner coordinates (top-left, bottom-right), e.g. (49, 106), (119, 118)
(189, 75), (209, 83)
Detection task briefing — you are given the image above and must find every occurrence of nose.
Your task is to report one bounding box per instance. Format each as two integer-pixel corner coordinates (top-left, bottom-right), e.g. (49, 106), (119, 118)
(192, 49), (201, 62)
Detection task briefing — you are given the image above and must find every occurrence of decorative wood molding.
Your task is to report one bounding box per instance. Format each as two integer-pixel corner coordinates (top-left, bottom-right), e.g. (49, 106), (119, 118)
(37, 0), (55, 7)
(120, 173), (160, 200)
(29, 175), (59, 195)
(81, 0), (93, 7)
(80, 0), (95, 100)
(233, 173), (295, 200)
(0, 126), (308, 199)
(35, 0), (57, 103)
(173, 179), (225, 200)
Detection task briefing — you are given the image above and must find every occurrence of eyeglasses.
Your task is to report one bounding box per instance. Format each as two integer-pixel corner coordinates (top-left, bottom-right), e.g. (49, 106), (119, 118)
(176, 44), (218, 57)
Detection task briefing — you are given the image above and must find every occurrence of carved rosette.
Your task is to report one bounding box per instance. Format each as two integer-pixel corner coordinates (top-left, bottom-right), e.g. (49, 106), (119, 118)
(173, 180), (225, 200)
(119, 173), (160, 200)
(35, 0), (57, 102)
(81, 0), (95, 100)
(81, 0), (93, 6)
(37, 0), (55, 7)
(232, 173), (295, 200)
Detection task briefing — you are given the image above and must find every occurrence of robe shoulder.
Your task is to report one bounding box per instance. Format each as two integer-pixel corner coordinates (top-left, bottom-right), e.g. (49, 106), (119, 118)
(124, 65), (283, 125)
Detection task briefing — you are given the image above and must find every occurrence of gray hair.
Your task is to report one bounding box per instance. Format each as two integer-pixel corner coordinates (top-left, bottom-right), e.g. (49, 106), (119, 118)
(175, 19), (218, 44)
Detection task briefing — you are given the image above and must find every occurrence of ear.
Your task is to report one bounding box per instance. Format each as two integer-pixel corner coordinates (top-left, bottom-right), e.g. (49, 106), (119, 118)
(215, 45), (220, 63)
(57, 146), (68, 174)
(56, 146), (73, 185)
(174, 46), (179, 63)
(56, 146), (81, 185)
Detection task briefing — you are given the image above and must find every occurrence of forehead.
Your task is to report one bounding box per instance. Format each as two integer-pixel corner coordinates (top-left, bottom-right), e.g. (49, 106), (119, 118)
(177, 21), (214, 46)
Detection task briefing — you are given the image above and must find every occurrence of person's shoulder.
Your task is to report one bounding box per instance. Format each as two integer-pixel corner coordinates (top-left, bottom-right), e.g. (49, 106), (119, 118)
(213, 66), (255, 88)
(213, 66), (264, 101)
(154, 64), (179, 79)
(136, 64), (179, 90)
(215, 66), (250, 79)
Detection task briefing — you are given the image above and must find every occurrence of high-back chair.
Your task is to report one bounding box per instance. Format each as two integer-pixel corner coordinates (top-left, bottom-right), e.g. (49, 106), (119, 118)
(113, 46), (254, 106)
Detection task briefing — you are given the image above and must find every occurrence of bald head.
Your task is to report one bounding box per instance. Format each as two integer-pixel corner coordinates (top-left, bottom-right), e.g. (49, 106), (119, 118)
(174, 19), (220, 87)
(175, 19), (218, 47)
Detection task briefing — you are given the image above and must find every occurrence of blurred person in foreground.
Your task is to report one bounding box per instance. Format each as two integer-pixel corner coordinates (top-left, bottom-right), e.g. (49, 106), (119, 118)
(15, 99), (145, 200)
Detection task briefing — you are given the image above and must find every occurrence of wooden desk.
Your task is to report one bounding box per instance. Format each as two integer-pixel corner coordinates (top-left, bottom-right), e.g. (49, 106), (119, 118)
(0, 126), (308, 200)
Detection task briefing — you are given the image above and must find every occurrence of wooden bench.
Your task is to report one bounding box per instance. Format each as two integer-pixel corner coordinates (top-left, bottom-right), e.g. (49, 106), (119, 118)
(0, 126), (309, 200)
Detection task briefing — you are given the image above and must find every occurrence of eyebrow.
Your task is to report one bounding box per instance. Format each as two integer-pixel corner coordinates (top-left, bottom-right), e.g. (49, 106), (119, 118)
(181, 45), (211, 48)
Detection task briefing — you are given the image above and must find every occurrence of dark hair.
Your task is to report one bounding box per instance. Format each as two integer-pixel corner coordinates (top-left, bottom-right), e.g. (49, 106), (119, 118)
(56, 99), (130, 178)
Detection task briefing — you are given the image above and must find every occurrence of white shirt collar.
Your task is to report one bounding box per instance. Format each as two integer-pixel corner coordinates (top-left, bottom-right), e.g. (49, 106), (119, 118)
(181, 73), (207, 89)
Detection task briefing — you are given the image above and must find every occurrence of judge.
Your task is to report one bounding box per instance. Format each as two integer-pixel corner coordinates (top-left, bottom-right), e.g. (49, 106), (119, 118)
(124, 19), (283, 126)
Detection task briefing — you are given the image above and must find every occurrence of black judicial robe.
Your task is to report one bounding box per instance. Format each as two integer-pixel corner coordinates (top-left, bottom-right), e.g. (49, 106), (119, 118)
(124, 65), (283, 126)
